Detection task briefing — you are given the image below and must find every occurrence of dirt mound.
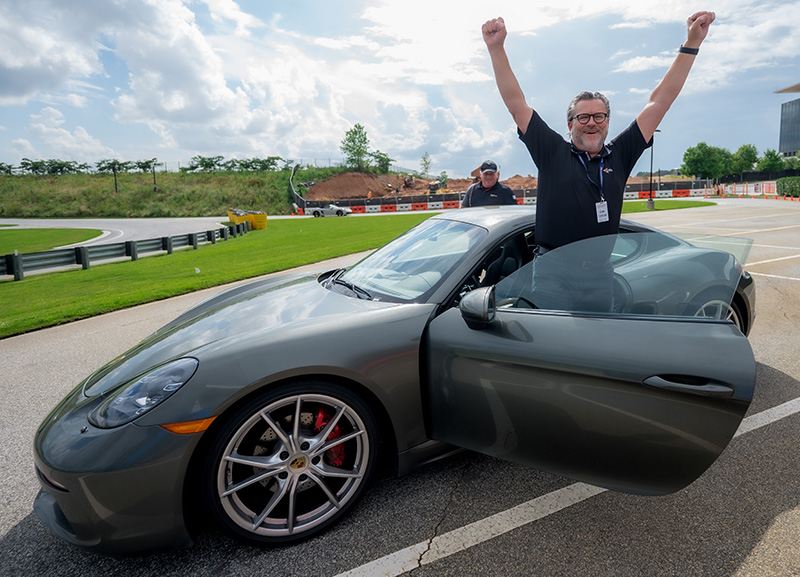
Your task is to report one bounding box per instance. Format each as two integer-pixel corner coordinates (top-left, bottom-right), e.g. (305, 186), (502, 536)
(305, 172), (539, 200)
(305, 173), (426, 200)
(503, 175), (538, 190)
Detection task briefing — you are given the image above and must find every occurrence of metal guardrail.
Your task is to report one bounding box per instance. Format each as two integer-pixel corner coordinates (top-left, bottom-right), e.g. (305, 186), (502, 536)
(1, 222), (250, 281)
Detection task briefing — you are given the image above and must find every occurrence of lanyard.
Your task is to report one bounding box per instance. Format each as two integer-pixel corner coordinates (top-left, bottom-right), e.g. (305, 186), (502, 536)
(577, 155), (605, 202)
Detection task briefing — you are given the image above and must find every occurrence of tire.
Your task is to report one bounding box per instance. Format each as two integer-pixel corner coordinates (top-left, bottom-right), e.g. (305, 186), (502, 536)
(202, 381), (378, 545)
(313, 211), (322, 218)
(336, 210), (343, 216)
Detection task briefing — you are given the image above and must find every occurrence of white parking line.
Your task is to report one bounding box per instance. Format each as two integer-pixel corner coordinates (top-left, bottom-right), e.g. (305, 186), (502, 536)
(747, 255), (800, 266)
(335, 399), (800, 577)
(750, 272), (800, 282)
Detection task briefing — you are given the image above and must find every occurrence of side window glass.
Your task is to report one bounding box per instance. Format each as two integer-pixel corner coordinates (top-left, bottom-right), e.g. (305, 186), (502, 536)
(495, 232), (749, 321)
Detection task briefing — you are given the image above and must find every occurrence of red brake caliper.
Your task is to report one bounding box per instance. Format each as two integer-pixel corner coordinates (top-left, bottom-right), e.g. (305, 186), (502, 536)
(314, 409), (345, 466)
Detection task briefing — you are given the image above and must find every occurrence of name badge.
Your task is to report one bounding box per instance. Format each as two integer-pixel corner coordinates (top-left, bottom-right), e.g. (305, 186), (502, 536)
(596, 201), (609, 223)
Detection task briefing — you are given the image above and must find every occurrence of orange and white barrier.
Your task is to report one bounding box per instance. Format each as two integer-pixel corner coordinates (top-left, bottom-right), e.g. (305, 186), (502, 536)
(299, 181), (796, 216)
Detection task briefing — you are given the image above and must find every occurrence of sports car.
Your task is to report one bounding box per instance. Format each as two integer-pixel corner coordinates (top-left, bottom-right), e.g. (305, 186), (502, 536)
(34, 205), (756, 555)
(309, 203), (352, 217)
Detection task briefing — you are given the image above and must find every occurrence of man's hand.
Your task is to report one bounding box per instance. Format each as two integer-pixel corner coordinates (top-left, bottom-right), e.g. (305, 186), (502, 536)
(482, 17), (507, 51)
(685, 11), (715, 48)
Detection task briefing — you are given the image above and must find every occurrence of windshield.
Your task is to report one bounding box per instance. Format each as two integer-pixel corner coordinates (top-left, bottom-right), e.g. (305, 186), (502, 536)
(494, 232), (751, 320)
(336, 218), (487, 302)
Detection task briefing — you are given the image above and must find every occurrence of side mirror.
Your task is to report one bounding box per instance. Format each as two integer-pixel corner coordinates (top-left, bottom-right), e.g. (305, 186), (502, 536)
(460, 286), (496, 330)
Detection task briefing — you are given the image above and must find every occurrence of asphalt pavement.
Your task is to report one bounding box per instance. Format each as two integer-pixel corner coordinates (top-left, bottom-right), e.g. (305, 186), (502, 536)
(1, 199), (799, 576)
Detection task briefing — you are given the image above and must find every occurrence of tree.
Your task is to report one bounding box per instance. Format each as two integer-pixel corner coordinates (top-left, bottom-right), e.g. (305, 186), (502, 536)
(135, 158), (158, 173)
(681, 142), (731, 180)
(419, 152), (432, 177)
(370, 150), (393, 173)
(44, 159), (85, 174)
(0, 162), (14, 175)
(340, 123), (370, 171)
(756, 149), (786, 172)
(785, 156), (800, 170)
(239, 156), (282, 172)
(730, 144), (758, 175)
(185, 155), (225, 172)
(19, 158), (48, 175)
(96, 159), (133, 174)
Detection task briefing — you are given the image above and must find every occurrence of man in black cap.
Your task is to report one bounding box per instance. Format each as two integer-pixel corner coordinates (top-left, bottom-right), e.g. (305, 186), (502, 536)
(461, 160), (518, 207)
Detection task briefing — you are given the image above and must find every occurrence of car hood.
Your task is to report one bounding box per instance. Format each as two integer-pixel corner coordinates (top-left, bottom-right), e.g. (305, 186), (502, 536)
(82, 271), (399, 397)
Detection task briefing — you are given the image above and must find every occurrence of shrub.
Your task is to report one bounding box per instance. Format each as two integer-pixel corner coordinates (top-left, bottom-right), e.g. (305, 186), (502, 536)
(777, 176), (800, 198)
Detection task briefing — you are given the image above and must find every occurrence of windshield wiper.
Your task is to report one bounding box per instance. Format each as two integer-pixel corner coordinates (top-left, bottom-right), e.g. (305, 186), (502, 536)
(331, 277), (373, 300)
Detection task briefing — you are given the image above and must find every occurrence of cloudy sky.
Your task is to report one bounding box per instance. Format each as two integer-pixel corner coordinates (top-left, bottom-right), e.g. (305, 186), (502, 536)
(1, 0), (799, 178)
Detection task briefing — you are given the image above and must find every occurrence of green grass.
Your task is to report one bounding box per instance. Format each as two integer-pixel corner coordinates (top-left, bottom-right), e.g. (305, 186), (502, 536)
(0, 214), (433, 338)
(0, 228), (102, 254)
(0, 167), (350, 218)
(623, 199), (715, 212)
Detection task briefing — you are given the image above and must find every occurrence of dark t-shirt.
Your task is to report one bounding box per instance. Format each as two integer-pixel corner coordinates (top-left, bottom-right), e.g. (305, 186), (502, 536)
(461, 181), (517, 207)
(518, 111), (651, 250)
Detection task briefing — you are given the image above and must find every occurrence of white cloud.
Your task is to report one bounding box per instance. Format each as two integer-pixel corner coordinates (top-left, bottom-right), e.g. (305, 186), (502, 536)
(202, 0), (264, 37)
(64, 94), (89, 108)
(25, 107), (114, 161)
(11, 138), (38, 159)
(31, 107), (66, 128)
(0, 1), (103, 105)
(614, 54), (674, 74)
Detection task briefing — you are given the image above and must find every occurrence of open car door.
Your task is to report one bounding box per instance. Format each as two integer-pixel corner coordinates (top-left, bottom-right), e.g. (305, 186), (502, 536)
(426, 232), (755, 495)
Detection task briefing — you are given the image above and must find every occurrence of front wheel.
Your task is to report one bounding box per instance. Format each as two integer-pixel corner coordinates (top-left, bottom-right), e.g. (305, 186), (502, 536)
(202, 382), (379, 545)
(336, 210), (344, 216)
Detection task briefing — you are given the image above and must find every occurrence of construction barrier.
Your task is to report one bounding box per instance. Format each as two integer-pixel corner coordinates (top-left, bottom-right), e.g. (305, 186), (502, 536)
(725, 181), (778, 196)
(296, 181), (797, 217)
(227, 210), (267, 229)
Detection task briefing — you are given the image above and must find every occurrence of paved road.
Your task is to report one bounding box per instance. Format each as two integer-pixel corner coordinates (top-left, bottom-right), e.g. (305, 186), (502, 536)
(0, 217), (235, 245)
(1, 199), (799, 576)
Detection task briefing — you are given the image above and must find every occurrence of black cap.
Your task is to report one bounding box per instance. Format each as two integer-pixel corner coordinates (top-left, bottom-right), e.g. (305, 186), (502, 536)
(480, 160), (498, 173)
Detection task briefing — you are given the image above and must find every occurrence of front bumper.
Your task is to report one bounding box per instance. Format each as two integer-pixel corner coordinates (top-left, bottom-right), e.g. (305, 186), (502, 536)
(33, 390), (200, 556)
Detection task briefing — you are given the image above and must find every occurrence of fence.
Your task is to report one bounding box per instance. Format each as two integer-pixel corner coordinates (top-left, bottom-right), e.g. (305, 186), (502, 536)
(1, 222), (250, 281)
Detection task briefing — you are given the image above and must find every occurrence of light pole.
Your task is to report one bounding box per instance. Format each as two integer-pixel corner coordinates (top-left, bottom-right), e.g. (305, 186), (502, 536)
(647, 129), (661, 210)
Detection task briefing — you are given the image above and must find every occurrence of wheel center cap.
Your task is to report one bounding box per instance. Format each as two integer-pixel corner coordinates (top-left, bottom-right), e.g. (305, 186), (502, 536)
(289, 456), (307, 470)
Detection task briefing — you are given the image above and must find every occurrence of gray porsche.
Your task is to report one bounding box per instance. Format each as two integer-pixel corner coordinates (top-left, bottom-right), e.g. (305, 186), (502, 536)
(33, 205), (756, 555)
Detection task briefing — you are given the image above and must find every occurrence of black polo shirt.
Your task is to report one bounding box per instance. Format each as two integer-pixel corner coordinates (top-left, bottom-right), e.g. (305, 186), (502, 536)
(518, 111), (651, 250)
(461, 181), (517, 207)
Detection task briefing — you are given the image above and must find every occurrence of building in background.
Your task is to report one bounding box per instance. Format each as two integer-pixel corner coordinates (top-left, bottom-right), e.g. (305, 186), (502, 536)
(776, 83), (800, 158)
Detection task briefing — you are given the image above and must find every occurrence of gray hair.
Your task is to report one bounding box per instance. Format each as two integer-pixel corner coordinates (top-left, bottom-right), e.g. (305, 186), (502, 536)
(567, 91), (610, 122)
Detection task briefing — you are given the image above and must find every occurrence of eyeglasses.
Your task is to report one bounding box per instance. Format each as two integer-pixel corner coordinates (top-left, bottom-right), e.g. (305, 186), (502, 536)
(572, 113), (608, 124)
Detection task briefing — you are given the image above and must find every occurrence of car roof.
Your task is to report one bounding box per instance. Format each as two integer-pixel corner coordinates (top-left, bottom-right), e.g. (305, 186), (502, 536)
(432, 205), (537, 235)
(431, 206), (655, 237)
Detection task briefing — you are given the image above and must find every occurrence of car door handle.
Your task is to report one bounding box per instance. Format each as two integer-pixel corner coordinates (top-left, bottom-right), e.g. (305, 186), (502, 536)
(643, 376), (735, 399)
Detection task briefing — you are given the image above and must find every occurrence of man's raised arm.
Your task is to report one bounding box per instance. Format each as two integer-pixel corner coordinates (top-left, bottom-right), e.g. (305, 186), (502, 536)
(483, 17), (534, 134)
(637, 11), (715, 142)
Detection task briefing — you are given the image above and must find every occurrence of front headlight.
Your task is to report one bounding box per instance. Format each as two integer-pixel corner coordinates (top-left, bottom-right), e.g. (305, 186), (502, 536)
(88, 358), (199, 428)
